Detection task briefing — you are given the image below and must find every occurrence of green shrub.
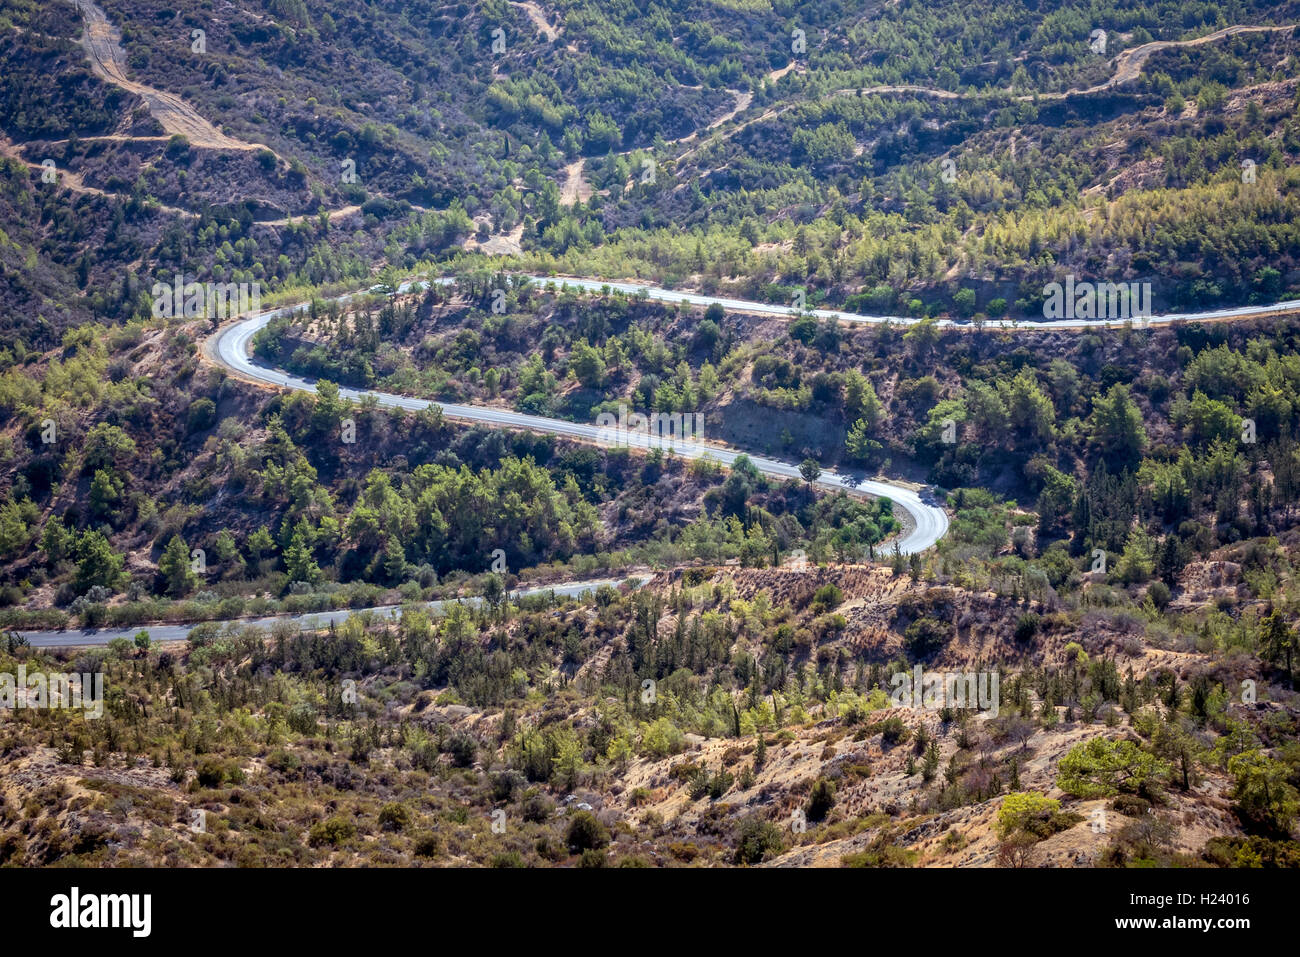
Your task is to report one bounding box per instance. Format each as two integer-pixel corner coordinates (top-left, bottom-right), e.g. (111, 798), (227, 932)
(413, 832), (441, 857)
(1014, 613), (1041, 642)
(734, 816), (783, 864)
(811, 583), (842, 613)
(378, 803), (411, 832)
(195, 759), (227, 789)
(308, 817), (356, 847)
(806, 777), (836, 822)
(565, 811), (609, 853)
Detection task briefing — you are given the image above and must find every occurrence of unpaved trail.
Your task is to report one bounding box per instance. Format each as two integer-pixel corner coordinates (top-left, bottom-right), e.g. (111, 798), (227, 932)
(602, 89), (755, 197)
(0, 137), (110, 198)
(7, 7), (369, 227)
(257, 204), (362, 226)
(510, 1), (560, 43)
(0, 134), (198, 216)
(31, 135), (172, 147)
(559, 158), (590, 205)
(670, 89), (753, 146)
(574, 85), (755, 185)
(71, 0), (266, 152)
(675, 102), (779, 164)
(660, 89), (761, 164)
(1086, 24), (1292, 94)
(767, 63), (801, 84)
(703, 90), (754, 132)
(2, 135), (369, 224)
(833, 84), (961, 99)
(672, 23), (1296, 163)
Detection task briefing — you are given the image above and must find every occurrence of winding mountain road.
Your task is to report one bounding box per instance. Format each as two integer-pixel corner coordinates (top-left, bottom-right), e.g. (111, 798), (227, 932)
(34, 260), (1297, 648)
(508, 276), (1300, 330)
(207, 267), (1300, 571)
(31, 8), (1296, 646)
(207, 279), (950, 560)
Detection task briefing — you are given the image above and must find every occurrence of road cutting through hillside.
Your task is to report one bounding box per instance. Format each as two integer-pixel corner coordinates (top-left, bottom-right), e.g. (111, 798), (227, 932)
(207, 282), (950, 557)
(207, 269), (1300, 567)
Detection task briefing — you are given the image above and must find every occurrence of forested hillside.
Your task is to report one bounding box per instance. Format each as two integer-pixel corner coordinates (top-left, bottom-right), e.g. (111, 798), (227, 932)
(1, 0), (1298, 874)
(3, 0), (1300, 332)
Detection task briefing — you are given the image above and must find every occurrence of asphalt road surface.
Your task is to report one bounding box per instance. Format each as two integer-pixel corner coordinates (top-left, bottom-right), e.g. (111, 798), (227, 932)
(22, 578), (641, 648)
(211, 270), (1300, 569)
(211, 283), (950, 557)
(212, 270), (1300, 563)
(521, 275), (1300, 329)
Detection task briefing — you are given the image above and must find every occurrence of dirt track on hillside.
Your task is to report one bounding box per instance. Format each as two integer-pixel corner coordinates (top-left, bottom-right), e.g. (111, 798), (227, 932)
(72, 0), (264, 151)
(510, 1), (560, 43)
(672, 23), (1296, 163)
(1095, 24), (1290, 93)
(0, 134), (199, 216)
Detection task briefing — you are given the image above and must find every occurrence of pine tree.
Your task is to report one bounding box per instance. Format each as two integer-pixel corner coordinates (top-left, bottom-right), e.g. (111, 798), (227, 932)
(283, 522), (321, 584)
(1260, 610), (1296, 684)
(922, 740), (940, 782)
(158, 535), (196, 597)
